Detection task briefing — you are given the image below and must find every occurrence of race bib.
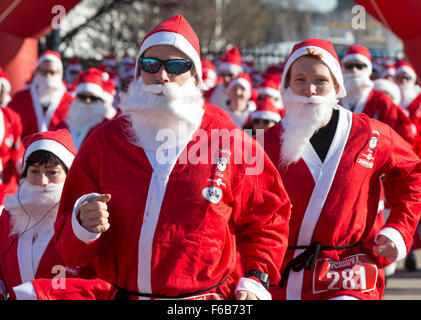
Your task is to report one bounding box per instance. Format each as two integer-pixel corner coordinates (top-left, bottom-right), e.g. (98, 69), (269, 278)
(313, 254), (378, 294)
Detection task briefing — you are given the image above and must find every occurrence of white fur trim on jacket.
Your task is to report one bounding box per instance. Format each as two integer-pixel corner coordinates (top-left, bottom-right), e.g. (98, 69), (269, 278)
(71, 193), (102, 244)
(13, 281), (38, 300)
(375, 227), (407, 262)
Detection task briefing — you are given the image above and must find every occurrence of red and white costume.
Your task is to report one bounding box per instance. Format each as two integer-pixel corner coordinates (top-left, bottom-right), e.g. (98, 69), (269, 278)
(265, 39), (421, 300)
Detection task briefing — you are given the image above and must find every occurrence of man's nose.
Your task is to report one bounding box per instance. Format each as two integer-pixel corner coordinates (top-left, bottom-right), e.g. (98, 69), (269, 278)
(304, 83), (317, 97)
(155, 65), (170, 84)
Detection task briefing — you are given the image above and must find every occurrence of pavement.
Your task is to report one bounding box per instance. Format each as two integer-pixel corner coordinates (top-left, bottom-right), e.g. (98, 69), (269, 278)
(383, 250), (421, 300)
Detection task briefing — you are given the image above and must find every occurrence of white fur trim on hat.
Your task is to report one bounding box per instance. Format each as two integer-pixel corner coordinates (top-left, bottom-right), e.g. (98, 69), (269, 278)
(257, 87), (281, 99)
(76, 82), (104, 97)
(227, 77), (251, 99)
(37, 54), (63, 75)
(396, 65), (417, 81)
(281, 46), (346, 98)
(102, 91), (114, 104)
(135, 31), (202, 85)
(251, 110), (281, 123)
(218, 62), (243, 75)
(342, 53), (372, 75)
(24, 139), (75, 170)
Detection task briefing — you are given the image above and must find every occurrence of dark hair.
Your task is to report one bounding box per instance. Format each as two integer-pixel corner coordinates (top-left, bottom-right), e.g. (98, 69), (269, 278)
(22, 150), (68, 178)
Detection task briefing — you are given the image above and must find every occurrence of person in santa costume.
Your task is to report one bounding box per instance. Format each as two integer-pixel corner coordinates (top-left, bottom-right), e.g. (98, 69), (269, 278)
(0, 69), (24, 209)
(53, 68), (109, 152)
(341, 45), (416, 145)
(53, 14), (290, 301)
(380, 63), (396, 82)
(200, 59), (218, 93)
(205, 46), (244, 111)
(101, 78), (118, 119)
(8, 51), (73, 139)
(256, 76), (284, 112)
(250, 96), (282, 135)
(0, 129), (98, 300)
(64, 57), (83, 92)
(263, 38), (421, 300)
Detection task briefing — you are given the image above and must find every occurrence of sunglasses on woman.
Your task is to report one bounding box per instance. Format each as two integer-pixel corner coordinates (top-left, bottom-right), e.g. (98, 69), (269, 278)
(344, 62), (367, 70)
(139, 57), (193, 75)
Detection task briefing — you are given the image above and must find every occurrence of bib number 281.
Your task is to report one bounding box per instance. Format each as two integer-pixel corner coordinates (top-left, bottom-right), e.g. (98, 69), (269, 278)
(313, 254), (378, 293)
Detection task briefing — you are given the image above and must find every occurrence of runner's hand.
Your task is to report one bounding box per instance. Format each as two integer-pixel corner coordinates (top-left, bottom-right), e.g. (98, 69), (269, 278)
(79, 194), (111, 233)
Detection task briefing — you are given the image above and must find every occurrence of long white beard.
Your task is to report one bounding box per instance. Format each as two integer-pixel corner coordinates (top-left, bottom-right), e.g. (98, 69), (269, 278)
(5, 179), (63, 238)
(399, 83), (418, 109)
(65, 100), (106, 129)
(32, 74), (65, 105)
(119, 77), (204, 151)
(343, 71), (373, 105)
(280, 88), (337, 168)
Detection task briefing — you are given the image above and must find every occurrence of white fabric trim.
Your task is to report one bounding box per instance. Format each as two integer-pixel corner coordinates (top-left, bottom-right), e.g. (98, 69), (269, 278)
(32, 230), (54, 275)
(251, 111), (281, 123)
(342, 53), (372, 74)
(218, 62), (243, 75)
(24, 139), (75, 170)
(257, 87), (281, 99)
(347, 87), (372, 115)
(17, 233), (36, 283)
(235, 277), (271, 300)
(286, 106), (353, 300)
(76, 82), (104, 97)
(136, 31), (202, 85)
(227, 77), (251, 99)
(0, 78), (11, 93)
(30, 84), (64, 132)
(71, 193), (102, 244)
(281, 46), (346, 98)
(375, 227), (407, 262)
(396, 66), (417, 81)
(13, 281), (38, 300)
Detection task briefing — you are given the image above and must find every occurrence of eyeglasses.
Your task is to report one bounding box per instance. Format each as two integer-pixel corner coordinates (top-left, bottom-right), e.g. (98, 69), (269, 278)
(220, 72), (234, 78)
(344, 62), (367, 70)
(139, 57), (193, 74)
(76, 94), (102, 102)
(252, 118), (272, 126)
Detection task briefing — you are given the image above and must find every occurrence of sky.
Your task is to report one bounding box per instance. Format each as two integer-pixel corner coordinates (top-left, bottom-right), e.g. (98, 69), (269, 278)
(267, 0), (339, 13)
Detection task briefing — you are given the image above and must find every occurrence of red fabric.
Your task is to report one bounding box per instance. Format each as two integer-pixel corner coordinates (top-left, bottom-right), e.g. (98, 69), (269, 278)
(0, 210), (97, 300)
(54, 106), (291, 298)
(264, 111), (421, 299)
(203, 103), (232, 121)
(344, 45), (372, 62)
(8, 89), (73, 139)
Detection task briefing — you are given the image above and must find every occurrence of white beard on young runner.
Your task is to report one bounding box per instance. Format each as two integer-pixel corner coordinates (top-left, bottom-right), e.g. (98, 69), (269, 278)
(32, 73), (65, 106)
(280, 87), (338, 168)
(65, 100), (106, 129)
(342, 70), (373, 106)
(119, 76), (204, 151)
(5, 179), (64, 238)
(399, 83), (419, 109)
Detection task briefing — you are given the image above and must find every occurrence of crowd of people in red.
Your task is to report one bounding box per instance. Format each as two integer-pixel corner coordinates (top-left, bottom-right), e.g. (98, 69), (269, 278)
(0, 14), (420, 300)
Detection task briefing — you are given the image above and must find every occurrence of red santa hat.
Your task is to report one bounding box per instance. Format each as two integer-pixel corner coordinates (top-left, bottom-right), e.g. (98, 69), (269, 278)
(251, 97), (282, 123)
(101, 79), (116, 104)
(201, 59), (217, 90)
(227, 73), (253, 99)
(103, 55), (117, 67)
(380, 64), (396, 78)
(281, 38), (346, 98)
(75, 68), (104, 97)
(256, 78), (281, 100)
(395, 60), (417, 81)
(134, 14), (202, 85)
(121, 54), (135, 65)
(218, 46), (243, 75)
(23, 129), (76, 171)
(66, 57), (83, 72)
(0, 69), (11, 93)
(342, 44), (373, 75)
(36, 50), (63, 75)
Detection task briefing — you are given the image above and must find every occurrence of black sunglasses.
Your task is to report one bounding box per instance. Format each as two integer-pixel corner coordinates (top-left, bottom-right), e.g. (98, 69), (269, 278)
(252, 118), (271, 126)
(76, 94), (102, 102)
(220, 72), (234, 78)
(139, 57), (192, 75)
(344, 62), (367, 70)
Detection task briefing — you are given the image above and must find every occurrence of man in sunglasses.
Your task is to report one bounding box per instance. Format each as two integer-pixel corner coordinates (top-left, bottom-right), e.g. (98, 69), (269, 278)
(54, 14), (290, 301)
(341, 45), (416, 145)
(53, 68), (108, 152)
(205, 46), (244, 112)
(395, 60), (421, 116)
(8, 51), (73, 139)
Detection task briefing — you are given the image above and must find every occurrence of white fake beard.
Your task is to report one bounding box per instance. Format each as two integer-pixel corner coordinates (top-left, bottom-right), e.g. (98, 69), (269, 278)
(119, 77), (204, 151)
(0, 94), (11, 106)
(343, 70), (373, 103)
(32, 73), (65, 105)
(399, 83), (418, 108)
(280, 88), (337, 168)
(5, 179), (63, 237)
(65, 100), (106, 129)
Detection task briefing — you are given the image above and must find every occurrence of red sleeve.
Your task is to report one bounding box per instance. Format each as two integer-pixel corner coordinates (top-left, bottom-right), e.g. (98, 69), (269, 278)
(382, 126), (421, 253)
(232, 133), (290, 285)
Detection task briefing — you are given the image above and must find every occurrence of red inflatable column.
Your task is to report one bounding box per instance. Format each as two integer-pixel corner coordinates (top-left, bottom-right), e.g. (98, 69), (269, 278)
(0, 30), (38, 96)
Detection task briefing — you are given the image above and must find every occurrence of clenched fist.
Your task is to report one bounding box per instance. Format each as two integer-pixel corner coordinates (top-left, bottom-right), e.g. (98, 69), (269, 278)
(79, 194), (112, 233)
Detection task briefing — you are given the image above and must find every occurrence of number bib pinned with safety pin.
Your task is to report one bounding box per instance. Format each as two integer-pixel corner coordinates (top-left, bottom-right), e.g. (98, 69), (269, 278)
(313, 254), (378, 294)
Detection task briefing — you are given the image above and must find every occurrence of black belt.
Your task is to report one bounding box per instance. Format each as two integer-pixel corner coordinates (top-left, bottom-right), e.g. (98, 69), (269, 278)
(113, 276), (228, 300)
(279, 241), (362, 288)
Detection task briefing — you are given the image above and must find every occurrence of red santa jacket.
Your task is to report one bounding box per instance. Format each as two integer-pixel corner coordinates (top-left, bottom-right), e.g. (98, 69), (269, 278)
(53, 107), (291, 299)
(0, 210), (97, 300)
(0, 107), (23, 206)
(8, 88), (73, 139)
(263, 107), (421, 300)
(344, 89), (417, 145)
